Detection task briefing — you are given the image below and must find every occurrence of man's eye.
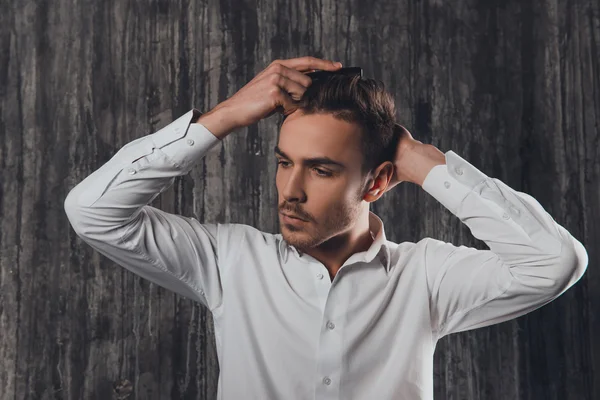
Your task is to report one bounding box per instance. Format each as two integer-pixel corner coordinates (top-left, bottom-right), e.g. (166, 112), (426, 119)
(314, 169), (332, 177)
(276, 161), (332, 177)
(276, 160), (291, 169)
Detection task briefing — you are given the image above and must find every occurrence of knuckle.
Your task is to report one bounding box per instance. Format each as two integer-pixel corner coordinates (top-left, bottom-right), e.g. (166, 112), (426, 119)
(269, 62), (283, 73)
(269, 73), (283, 85)
(268, 86), (281, 98)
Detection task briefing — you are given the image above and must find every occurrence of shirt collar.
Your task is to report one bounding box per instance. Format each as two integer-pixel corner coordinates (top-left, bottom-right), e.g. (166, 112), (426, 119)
(277, 210), (391, 272)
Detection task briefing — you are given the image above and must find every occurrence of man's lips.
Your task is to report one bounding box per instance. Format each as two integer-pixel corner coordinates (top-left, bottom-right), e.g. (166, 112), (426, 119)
(280, 211), (307, 222)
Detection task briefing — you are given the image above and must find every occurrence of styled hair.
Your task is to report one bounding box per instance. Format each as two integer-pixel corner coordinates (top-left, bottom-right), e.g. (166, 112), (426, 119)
(279, 74), (400, 176)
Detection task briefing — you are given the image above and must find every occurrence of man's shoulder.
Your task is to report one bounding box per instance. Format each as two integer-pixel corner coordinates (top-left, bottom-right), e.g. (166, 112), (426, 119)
(211, 221), (281, 248)
(209, 222), (284, 272)
(384, 237), (437, 266)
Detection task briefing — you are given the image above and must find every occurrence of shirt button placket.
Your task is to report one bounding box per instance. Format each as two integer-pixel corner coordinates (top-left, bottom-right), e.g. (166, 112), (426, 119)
(317, 280), (340, 397)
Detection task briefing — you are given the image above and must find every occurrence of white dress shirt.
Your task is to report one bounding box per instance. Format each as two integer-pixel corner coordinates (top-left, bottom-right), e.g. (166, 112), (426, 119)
(64, 109), (588, 400)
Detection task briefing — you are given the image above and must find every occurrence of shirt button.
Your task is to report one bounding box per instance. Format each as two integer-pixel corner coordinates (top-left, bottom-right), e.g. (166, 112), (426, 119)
(444, 181), (450, 188)
(317, 273), (324, 280)
(502, 213), (510, 219)
(322, 377), (331, 385)
(455, 167), (463, 175)
(187, 139), (194, 146)
(327, 321), (335, 330)
(127, 168), (136, 175)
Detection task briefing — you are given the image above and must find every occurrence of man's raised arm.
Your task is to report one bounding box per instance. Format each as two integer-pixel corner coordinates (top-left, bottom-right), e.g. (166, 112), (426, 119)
(64, 108), (235, 312)
(414, 147), (587, 338)
(64, 56), (345, 311)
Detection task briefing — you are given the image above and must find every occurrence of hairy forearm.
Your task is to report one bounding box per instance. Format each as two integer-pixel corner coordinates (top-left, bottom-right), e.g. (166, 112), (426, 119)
(404, 144), (447, 186)
(193, 103), (239, 140)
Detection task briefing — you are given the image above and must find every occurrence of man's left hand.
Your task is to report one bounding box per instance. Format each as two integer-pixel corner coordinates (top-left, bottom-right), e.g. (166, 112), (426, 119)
(385, 124), (446, 190)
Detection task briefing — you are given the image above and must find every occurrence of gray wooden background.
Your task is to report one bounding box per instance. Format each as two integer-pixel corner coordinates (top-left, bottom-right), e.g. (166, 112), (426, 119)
(1, 0), (598, 399)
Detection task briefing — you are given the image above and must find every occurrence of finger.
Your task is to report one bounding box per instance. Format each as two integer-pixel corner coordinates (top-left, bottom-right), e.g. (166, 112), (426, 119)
(276, 75), (309, 101)
(273, 88), (299, 116)
(276, 56), (342, 72)
(256, 63), (312, 88)
(277, 67), (313, 88)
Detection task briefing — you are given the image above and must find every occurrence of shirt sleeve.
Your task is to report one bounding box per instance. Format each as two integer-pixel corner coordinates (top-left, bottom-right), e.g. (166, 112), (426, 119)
(64, 109), (235, 313)
(421, 150), (589, 339)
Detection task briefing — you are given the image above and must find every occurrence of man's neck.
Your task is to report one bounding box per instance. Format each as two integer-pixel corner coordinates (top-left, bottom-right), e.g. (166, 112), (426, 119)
(302, 212), (373, 280)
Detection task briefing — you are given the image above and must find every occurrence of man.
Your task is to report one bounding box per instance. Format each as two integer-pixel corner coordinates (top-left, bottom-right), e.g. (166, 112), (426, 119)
(64, 56), (588, 399)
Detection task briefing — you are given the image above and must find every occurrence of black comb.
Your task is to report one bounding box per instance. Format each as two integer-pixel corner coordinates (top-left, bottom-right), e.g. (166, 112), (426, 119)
(305, 67), (363, 81)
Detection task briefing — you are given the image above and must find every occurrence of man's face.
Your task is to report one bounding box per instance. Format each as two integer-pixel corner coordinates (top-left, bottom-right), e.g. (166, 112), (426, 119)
(275, 110), (370, 253)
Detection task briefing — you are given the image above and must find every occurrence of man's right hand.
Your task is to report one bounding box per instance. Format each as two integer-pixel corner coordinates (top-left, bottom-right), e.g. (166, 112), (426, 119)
(197, 56), (343, 139)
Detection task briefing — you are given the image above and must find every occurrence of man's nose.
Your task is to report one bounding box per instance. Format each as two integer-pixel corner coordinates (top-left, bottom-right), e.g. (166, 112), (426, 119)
(282, 171), (306, 202)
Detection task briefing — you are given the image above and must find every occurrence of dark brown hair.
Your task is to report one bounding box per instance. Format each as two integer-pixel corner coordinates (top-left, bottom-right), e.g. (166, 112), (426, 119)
(279, 74), (400, 176)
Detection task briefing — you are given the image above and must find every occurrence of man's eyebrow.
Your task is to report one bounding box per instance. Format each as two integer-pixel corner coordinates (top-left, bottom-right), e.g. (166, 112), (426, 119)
(274, 146), (347, 169)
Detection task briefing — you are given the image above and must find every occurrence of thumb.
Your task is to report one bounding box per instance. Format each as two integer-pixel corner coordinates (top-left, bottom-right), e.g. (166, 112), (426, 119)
(277, 89), (300, 116)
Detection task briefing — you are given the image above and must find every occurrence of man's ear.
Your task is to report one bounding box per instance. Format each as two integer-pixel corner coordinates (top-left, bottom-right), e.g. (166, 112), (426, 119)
(363, 162), (394, 201)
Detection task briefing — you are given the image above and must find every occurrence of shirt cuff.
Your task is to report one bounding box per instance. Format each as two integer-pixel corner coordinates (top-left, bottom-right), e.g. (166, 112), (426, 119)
(149, 109), (223, 171)
(421, 150), (488, 215)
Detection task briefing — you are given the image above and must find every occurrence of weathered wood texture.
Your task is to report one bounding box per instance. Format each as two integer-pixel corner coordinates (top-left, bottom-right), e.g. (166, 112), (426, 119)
(0, 0), (598, 399)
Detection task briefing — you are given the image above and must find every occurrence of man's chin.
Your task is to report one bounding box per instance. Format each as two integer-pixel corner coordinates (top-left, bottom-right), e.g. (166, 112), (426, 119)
(282, 230), (305, 243)
(282, 230), (319, 247)
(280, 220), (308, 232)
